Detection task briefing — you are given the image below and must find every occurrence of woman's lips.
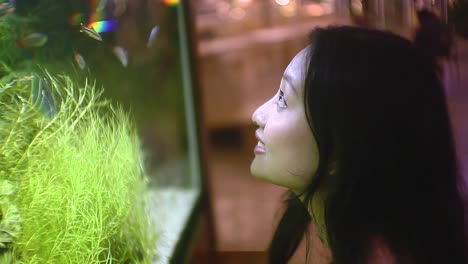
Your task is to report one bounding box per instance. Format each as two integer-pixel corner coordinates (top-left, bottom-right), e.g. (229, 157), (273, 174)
(254, 130), (266, 154)
(254, 145), (266, 154)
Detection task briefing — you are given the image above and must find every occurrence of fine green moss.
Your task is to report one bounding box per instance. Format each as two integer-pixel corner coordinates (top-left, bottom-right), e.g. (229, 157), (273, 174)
(0, 73), (157, 263)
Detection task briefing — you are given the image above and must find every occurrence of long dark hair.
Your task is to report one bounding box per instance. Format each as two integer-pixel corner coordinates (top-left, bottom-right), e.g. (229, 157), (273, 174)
(268, 26), (467, 264)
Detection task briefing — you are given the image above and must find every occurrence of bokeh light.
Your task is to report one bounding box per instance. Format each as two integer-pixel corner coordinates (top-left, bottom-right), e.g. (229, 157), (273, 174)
(278, 1), (296, 17)
(350, 0), (364, 16)
(162, 0), (179, 6)
(233, 0), (251, 8)
(275, 0), (290, 6)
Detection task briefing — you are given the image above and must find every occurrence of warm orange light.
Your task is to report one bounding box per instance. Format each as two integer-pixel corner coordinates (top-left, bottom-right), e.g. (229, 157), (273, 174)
(350, 0), (363, 15)
(235, 0), (252, 7)
(280, 6), (295, 17)
(275, 0), (290, 6)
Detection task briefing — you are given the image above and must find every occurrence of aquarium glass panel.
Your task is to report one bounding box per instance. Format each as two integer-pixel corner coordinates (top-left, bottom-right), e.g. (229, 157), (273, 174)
(0, 0), (201, 263)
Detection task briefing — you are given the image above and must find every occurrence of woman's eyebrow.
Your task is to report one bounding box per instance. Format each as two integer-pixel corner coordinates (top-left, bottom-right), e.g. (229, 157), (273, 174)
(282, 74), (298, 96)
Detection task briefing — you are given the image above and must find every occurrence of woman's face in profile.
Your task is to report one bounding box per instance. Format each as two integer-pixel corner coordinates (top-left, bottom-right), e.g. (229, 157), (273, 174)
(250, 48), (319, 194)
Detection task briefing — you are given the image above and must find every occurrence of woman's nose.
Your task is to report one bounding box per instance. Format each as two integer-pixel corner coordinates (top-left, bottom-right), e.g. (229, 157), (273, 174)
(252, 101), (269, 127)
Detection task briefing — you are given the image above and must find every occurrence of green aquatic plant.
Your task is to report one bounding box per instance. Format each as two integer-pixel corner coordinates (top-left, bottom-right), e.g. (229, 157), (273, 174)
(0, 178), (21, 249)
(0, 73), (157, 263)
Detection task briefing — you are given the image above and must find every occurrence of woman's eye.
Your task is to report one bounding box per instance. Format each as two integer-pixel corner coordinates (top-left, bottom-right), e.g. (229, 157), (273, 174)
(276, 90), (287, 109)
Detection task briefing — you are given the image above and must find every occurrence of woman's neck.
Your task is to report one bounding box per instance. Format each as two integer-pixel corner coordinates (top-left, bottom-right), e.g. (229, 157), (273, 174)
(298, 184), (329, 245)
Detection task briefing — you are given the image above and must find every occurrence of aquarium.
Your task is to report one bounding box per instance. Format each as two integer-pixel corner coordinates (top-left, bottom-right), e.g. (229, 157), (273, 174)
(0, 0), (201, 263)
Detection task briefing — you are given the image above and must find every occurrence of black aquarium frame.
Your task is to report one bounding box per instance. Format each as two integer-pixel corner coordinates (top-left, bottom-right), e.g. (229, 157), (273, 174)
(169, 1), (215, 263)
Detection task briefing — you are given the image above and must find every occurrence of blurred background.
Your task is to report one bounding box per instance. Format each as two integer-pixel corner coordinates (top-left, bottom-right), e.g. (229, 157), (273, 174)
(188, 0), (468, 263)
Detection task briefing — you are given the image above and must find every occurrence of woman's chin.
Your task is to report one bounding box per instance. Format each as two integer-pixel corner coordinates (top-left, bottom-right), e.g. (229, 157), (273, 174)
(250, 161), (304, 192)
(250, 161), (283, 186)
(250, 160), (262, 178)
(250, 159), (270, 182)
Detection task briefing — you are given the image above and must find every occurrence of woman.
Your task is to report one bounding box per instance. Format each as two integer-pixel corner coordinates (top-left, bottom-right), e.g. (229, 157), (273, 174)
(251, 26), (467, 264)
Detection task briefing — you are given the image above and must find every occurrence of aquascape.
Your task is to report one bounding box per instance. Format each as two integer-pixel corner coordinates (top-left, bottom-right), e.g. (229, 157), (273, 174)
(0, 74), (158, 264)
(0, 1), (158, 262)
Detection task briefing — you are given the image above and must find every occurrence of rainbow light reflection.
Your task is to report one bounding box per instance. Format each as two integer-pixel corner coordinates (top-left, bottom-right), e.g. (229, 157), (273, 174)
(162, 0), (179, 6)
(87, 20), (117, 33)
